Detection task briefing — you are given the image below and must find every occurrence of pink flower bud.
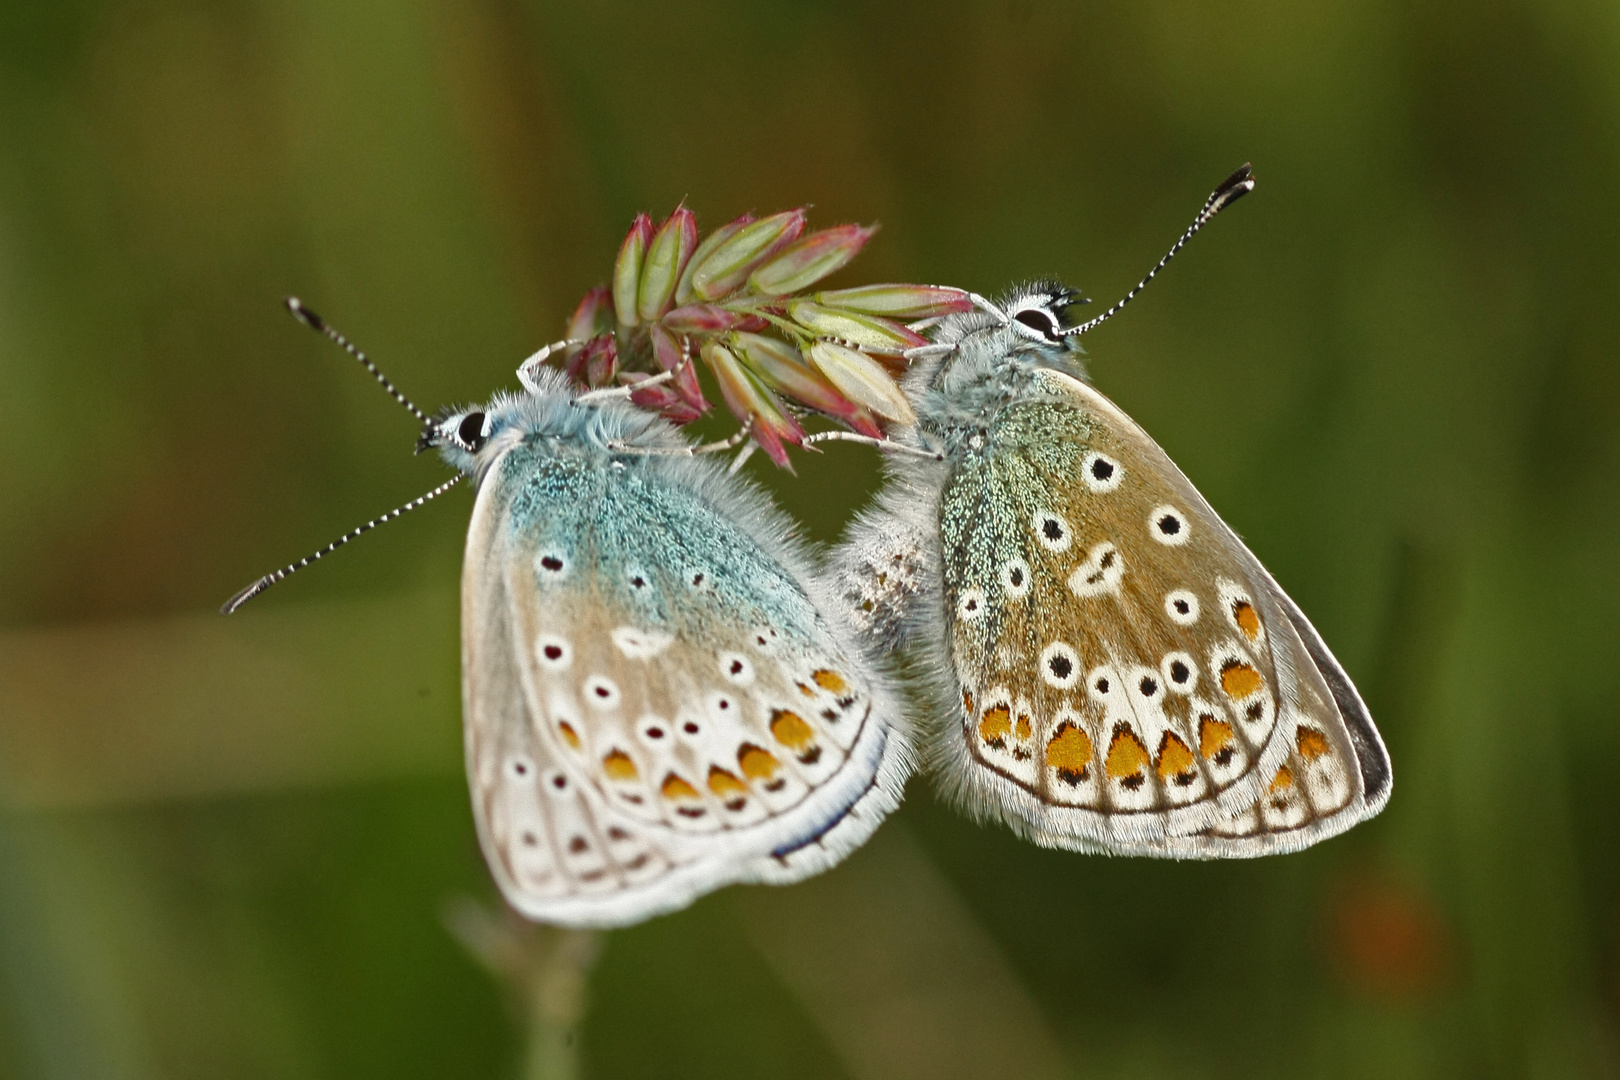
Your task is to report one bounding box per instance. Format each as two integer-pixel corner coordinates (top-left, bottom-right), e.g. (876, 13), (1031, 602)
(788, 301), (928, 353)
(748, 223), (876, 296)
(732, 332), (864, 426)
(806, 339), (916, 424)
(567, 286), (613, 341)
(689, 209), (807, 301)
(675, 213), (752, 305)
(649, 324), (708, 413)
(622, 371), (683, 412)
(612, 213), (653, 327)
(844, 406), (884, 440)
(814, 284), (973, 320)
(661, 304), (752, 334)
(580, 334), (618, 387)
(637, 207), (697, 322)
(704, 340), (803, 469)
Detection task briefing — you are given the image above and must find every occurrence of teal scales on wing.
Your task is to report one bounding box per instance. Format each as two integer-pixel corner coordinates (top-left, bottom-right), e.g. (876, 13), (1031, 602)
(454, 375), (909, 927)
(832, 279), (1390, 859)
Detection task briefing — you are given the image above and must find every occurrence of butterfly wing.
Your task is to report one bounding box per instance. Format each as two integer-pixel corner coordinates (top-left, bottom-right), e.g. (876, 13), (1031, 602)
(930, 367), (1389, 856)
(463, 439), (908, 927)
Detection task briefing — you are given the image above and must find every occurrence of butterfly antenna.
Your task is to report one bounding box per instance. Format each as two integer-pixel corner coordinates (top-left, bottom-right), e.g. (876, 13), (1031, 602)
(1061, 164), (1255, 338)
(285, 297), (430, 424)
(220, 475), (463, 614)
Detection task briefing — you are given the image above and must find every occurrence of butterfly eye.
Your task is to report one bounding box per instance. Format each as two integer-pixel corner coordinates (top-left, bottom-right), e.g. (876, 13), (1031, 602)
(456, 411), (489, 451)
(1012, 306), (1061, 342)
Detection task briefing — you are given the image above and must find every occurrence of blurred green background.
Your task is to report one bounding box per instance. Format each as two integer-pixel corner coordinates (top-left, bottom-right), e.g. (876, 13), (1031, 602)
(1, 0), (1617, 1076)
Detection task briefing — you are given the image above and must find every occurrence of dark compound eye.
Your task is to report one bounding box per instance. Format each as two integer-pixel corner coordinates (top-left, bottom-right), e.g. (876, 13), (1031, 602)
(457, 411), (488, 450)
(1013, 307), (1060, 340)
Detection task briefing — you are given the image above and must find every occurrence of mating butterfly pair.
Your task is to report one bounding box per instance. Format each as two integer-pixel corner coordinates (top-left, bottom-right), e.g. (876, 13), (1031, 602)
(227, 170), (1389, 927)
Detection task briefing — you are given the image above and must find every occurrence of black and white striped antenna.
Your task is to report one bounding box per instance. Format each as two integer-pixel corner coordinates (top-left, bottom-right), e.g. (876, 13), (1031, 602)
(221, 300), (455, 614)
(284, 297), (430, 423)
(1061, 164), (1255, 338)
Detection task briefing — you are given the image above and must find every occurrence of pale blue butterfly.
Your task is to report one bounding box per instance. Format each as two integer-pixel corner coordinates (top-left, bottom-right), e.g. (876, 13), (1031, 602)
(226, 303), (910, 927)
(835, 167), (1391, 856)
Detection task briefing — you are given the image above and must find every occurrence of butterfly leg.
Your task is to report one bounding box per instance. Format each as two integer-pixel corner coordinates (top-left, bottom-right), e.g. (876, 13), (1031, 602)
(575, 368), (677, 404)
(606, 421), (754, 458)
(517, 339), (587, 393)
(802, 431), (944, 461)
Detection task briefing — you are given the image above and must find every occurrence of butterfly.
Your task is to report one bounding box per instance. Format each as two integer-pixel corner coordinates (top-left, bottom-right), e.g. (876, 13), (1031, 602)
(833, 166), (1390, 855)
(224, 307), (909, 928)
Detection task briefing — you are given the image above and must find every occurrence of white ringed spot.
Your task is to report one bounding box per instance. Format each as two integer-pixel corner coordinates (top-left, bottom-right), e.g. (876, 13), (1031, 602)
(540, 768), (572, 797)
(706, 691), (740, 721)
(1033, 509), (1073, 552)
(1165, 589), (1200, 625)
(1149, 505), (1190, 546)
(1081, 451), (1123, 492)
(1039, 641), (1082, 689)
(535, 551), (569, 581)
(583, 675), (622, 710)
(956, 587), (988, 621)
(506, 755), (536, 782)
(1133, 667), (1165, 702)
(1162, 651), (1199, 694)
(675, 709), (706, 746)
(635, 714), (671, 747)
(999, 558), (1031, 599)
(1086, 664), (1122, 704)
(718, 651), (756, 686)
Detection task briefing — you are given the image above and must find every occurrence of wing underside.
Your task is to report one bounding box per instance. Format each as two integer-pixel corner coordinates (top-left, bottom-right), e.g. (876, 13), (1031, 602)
(933, 369), (1389, 856)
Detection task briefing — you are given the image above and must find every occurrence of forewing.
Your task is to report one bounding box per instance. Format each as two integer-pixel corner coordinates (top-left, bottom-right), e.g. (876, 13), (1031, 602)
(464, 445), (902, 927)
(935, 368), (1388, 856)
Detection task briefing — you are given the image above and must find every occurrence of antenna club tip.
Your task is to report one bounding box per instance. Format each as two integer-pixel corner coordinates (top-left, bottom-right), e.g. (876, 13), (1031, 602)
(219, 580), (264, 615)
(1211, 164), (1256, 211)
(285, 297), (325, 331)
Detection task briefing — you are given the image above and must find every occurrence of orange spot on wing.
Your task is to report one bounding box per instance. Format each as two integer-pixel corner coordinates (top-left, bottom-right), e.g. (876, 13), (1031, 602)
(1199, 715), (1235, 760)
(1156, 733), (1196, 781)
(1045, 722), (1092, 782)
(661, 773), (699, 800)
(1106, 725), (1150, 781)
(962, 689), (975, 717)
(1269, 765), (1295, 794)
(812, 669), (848, 694)
(558, 721), (581, 750)
(1297, 726), (1331, 761)
(1232, 599), (1261, 640)
(769, 709), (815, 750)
(707, 766), (748, 797)
(602, 749), (638, 781)
(978, 704), (1012, 743)
(1220, 660), (1262, 699)
(1014, 712), (1032, 741)
(737, 743), (780, 780)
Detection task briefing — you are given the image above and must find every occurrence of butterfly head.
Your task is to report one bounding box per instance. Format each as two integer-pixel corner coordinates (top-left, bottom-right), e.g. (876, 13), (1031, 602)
(1003, 281), (1085, 346)
(909, 280), (1089, 409)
